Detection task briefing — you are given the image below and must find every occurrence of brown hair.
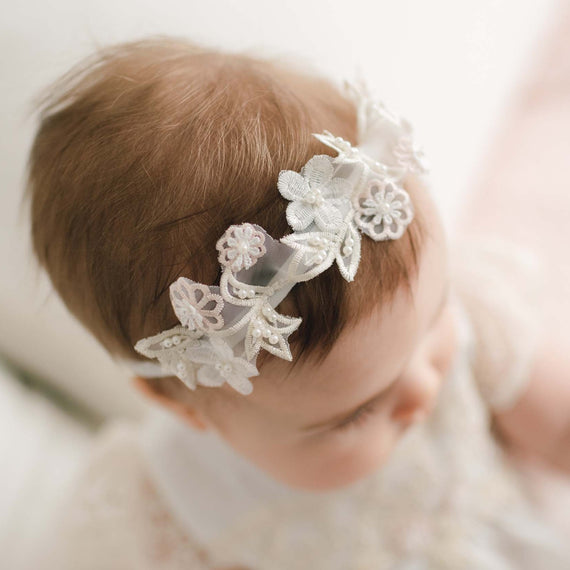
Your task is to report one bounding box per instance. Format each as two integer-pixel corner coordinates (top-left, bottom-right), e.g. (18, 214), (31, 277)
(25, 36), (426, 403)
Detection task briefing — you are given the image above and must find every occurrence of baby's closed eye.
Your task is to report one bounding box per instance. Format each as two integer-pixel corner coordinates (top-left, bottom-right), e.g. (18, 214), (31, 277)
(331, 398), (381, 433)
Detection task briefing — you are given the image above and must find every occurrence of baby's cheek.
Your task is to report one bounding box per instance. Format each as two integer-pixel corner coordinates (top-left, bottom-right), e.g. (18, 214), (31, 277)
(431, 304), (460, 378)
(298, 423), (401, 490)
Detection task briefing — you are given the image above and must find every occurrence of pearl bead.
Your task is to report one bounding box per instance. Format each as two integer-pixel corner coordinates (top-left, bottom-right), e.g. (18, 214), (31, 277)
(343, 246), (353, 256)
(263, 328), (271, 338)
(252, 327), (262, 338)
(247, 289), (255, 298)
(237, 289), (247, 299)
(222, 363), (232, 373)
(345, 237), (354, 247)
(172, 335), (180, 346)
(262, 306), (275, 321)
(268, 334), (279, 345)
(163, 338), (173, 348)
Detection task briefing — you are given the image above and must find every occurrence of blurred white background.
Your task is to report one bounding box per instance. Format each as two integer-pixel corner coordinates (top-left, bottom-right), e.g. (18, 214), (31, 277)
(0, 0), (560, 421)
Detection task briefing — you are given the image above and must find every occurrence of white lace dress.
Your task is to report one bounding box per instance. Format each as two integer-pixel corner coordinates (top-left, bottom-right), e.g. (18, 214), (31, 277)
(39, 237), (570, 570)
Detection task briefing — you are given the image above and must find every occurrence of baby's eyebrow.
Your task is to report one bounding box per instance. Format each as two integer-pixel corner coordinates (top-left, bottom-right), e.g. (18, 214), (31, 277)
(300, 280), (450, 433)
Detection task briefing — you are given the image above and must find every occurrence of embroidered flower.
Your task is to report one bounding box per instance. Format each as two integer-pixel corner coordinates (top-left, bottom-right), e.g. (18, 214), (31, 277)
(188, 336), (259, 395)
(133, 325), (202, 390)
(169, 279), (224, 332)
(353, 179), (413, 240)
(278, 155), (351, 233)
(216, 223), (266, 272)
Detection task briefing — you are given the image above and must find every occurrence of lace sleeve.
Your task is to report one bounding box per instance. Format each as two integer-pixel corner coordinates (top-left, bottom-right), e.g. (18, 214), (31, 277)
(450, 236), (546, 412)
(40, 421), (212, 570)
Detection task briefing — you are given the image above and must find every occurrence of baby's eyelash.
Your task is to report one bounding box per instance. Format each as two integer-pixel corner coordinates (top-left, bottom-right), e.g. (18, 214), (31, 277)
(332, 400), (378, 433)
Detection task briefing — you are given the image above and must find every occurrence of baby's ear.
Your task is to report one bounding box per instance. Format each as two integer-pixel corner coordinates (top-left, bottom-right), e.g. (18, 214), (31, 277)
(132, 376), (209, 431)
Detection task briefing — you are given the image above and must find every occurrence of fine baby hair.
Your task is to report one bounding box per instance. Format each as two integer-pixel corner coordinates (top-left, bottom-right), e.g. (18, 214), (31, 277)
(26, 37), (427, 404)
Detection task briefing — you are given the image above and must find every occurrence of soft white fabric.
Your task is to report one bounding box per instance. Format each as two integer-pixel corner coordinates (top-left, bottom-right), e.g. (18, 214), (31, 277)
(0, 362), (93, 570)
(39, 237), (570, 569)
(139, 408), (303, 548)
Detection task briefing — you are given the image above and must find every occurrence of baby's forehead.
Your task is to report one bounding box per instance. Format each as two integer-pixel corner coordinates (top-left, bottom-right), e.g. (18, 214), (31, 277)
(242, 286), (420, 417)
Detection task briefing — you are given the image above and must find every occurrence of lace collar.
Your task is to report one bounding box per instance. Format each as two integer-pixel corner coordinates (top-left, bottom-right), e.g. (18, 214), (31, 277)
(138, 405), (316, 547)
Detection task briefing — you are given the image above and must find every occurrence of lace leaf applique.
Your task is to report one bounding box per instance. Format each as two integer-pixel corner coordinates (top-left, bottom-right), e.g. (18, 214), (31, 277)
(335, 222), (361, 282)
(280, 230), (340, 281)
(245, 302), (302, 362)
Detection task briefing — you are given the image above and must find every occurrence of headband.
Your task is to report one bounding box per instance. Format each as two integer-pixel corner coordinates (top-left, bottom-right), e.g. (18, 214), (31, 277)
(128, 81), (428, 395)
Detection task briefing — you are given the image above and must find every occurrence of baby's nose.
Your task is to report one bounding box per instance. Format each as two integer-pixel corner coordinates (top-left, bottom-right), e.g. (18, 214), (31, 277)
(389, 367), (440, 427)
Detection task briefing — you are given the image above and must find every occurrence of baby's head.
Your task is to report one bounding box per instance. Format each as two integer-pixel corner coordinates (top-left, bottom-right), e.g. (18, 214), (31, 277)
(26, 37), (458, 491)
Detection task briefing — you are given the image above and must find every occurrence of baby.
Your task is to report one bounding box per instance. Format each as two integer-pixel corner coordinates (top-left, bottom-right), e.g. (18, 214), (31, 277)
(26, 37), (570, 569)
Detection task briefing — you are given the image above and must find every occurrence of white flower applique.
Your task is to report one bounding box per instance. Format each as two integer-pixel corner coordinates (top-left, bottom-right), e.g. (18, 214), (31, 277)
(169, 280), (224, 331)
(185, 336), (259, 396)
(216, 223), (267, 272)
(277, 154), (362, 281)
(133, 326), (202, 390)
(353, 179), (414, 240)
(277, 155), (351, 233)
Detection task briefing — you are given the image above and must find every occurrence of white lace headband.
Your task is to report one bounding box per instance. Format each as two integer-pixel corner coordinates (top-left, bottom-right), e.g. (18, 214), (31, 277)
(126, 81), (428, 395)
